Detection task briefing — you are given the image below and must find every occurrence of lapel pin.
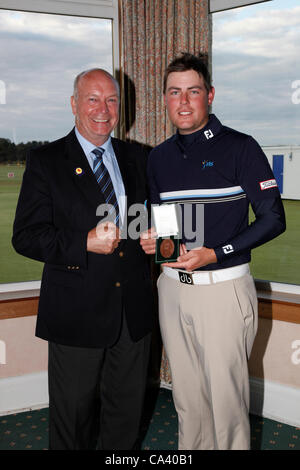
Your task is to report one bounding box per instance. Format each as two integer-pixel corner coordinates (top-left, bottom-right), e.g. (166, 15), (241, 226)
(75, 167), (83, 176)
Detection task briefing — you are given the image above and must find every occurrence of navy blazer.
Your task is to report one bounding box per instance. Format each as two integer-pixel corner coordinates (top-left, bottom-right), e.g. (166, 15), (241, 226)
(12, 129), (154, 348)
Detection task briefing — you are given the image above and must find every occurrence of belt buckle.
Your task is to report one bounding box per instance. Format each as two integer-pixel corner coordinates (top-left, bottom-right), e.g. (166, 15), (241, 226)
(178, 271), (194, 285)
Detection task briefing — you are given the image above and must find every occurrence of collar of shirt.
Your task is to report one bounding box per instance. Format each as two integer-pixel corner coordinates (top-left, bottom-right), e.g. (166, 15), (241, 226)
(74, 127), (113, 170)
(173, 114), (223, 149)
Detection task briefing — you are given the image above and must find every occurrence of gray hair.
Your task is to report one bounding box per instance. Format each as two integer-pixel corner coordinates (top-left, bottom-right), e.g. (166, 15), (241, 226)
(73, 68), (120, 100)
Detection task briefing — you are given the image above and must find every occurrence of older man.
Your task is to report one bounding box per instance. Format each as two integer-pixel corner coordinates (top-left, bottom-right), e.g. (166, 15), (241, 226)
(12, 69), (154, 450)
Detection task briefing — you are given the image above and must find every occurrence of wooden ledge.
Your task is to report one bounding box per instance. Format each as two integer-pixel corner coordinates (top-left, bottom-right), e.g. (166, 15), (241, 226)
(257, 291), (300, 324)
(0, 291), (300, 324)
(0, 296), (39, 320)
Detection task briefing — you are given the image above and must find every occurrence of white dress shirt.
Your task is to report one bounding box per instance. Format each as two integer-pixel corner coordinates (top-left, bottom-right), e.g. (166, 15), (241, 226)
(75, 127), (126, 225)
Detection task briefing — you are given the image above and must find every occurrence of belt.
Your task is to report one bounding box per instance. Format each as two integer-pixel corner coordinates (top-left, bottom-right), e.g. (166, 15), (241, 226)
(162, 264), (250, 285)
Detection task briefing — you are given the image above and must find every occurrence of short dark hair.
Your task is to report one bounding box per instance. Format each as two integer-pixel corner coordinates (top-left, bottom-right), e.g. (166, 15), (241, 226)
(163, 53), (211, 94)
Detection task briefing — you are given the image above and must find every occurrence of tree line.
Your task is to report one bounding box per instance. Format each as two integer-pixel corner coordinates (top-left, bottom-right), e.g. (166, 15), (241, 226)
(0, 138), (49, 163)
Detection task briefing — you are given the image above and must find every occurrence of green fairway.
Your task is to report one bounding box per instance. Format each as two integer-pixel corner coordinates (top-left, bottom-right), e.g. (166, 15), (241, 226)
(249, 199), (300, 285)
(0, 163), (299, 285)
(0, 163), (43, 284)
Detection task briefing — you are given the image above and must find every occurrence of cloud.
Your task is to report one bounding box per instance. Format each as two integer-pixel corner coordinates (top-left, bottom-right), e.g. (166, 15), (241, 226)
(0, 10), (113, 144)
(212, 2), (300, 146)
(213, 6), (300, 60)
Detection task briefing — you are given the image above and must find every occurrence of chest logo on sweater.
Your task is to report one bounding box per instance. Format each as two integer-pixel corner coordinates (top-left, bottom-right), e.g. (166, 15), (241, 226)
(202, 160), (214, 170)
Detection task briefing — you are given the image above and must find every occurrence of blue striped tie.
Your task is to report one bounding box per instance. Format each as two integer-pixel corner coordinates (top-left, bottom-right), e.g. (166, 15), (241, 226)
(92, 148), (120, 226)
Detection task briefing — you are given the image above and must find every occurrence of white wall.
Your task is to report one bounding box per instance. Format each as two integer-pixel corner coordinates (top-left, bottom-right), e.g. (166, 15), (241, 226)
(262, 145), (300, 200)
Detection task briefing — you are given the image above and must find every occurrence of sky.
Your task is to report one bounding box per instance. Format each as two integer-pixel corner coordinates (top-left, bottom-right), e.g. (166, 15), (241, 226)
(0, 10), (113, 144)
(0, 1), (299, 146)
(212, 0), (300, 146)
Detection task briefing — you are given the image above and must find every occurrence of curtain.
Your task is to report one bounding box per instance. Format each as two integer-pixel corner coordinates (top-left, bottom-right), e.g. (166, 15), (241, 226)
(119, 0), (211, 147)
(119, 0), (211, 386)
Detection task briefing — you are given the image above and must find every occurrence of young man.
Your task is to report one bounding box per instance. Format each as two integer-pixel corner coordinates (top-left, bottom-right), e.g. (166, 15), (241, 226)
(140, 53), (285, 450)
(12, 69), (154, 450)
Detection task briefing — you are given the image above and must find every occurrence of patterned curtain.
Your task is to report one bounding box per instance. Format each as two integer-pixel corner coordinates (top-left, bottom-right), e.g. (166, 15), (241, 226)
(118, 0), (211, 387)
(119, 0), (211, 147)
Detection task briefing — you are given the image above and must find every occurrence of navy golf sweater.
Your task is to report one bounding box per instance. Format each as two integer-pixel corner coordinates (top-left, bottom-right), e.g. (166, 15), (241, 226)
(147, 114), (286, 271)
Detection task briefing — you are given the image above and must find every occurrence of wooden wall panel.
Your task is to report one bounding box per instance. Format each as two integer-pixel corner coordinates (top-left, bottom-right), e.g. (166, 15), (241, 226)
(0, 297), (38, 320)
(258, 298), (300, 324)
(0, 295), (300, 324)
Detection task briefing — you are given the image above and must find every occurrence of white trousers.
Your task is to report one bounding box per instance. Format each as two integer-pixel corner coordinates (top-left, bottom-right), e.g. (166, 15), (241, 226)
(158, 270), (258, 450)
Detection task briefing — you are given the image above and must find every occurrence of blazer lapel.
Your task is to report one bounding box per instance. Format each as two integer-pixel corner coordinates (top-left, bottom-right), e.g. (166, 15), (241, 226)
(64, 131), (136, 218)
(111, 137), (135, 205)
(64, 129), (106, 209)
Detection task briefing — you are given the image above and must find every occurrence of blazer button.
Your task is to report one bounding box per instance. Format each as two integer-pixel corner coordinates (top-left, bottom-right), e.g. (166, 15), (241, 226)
(115, 282), (121, 287)
(119, 251), (124, 257)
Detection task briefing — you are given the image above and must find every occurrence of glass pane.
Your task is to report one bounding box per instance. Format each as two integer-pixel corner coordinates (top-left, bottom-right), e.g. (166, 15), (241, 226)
(212, 0), (300, 285)
(0, 9), (113, 283)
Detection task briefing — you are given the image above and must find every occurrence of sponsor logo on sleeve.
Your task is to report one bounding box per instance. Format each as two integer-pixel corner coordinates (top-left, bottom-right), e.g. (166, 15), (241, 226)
(223, 244), (234, 254)
(259, 179), (277, 190)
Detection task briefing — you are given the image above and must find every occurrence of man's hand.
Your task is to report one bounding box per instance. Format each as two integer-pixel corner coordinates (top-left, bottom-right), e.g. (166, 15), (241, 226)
(140, 227), (157, 255)
(87, 221), (120, 254)
(163, 245), (217, 271)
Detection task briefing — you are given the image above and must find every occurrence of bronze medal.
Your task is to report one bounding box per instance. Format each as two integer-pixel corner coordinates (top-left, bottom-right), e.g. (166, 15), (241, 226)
(160, 238), (175, 259)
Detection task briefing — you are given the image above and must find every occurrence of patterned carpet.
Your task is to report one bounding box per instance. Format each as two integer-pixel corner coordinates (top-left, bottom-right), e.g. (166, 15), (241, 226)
(0, 388), (299, 450)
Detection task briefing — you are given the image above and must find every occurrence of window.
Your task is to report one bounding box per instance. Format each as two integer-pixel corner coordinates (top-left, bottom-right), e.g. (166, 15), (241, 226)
(0, 1), (117, 284)
(212, 0), (300, 285)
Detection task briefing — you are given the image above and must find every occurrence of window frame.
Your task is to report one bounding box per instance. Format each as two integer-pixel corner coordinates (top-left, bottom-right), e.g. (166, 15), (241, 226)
(0, 281), (40, 301)
(209, 0), (271, 13)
